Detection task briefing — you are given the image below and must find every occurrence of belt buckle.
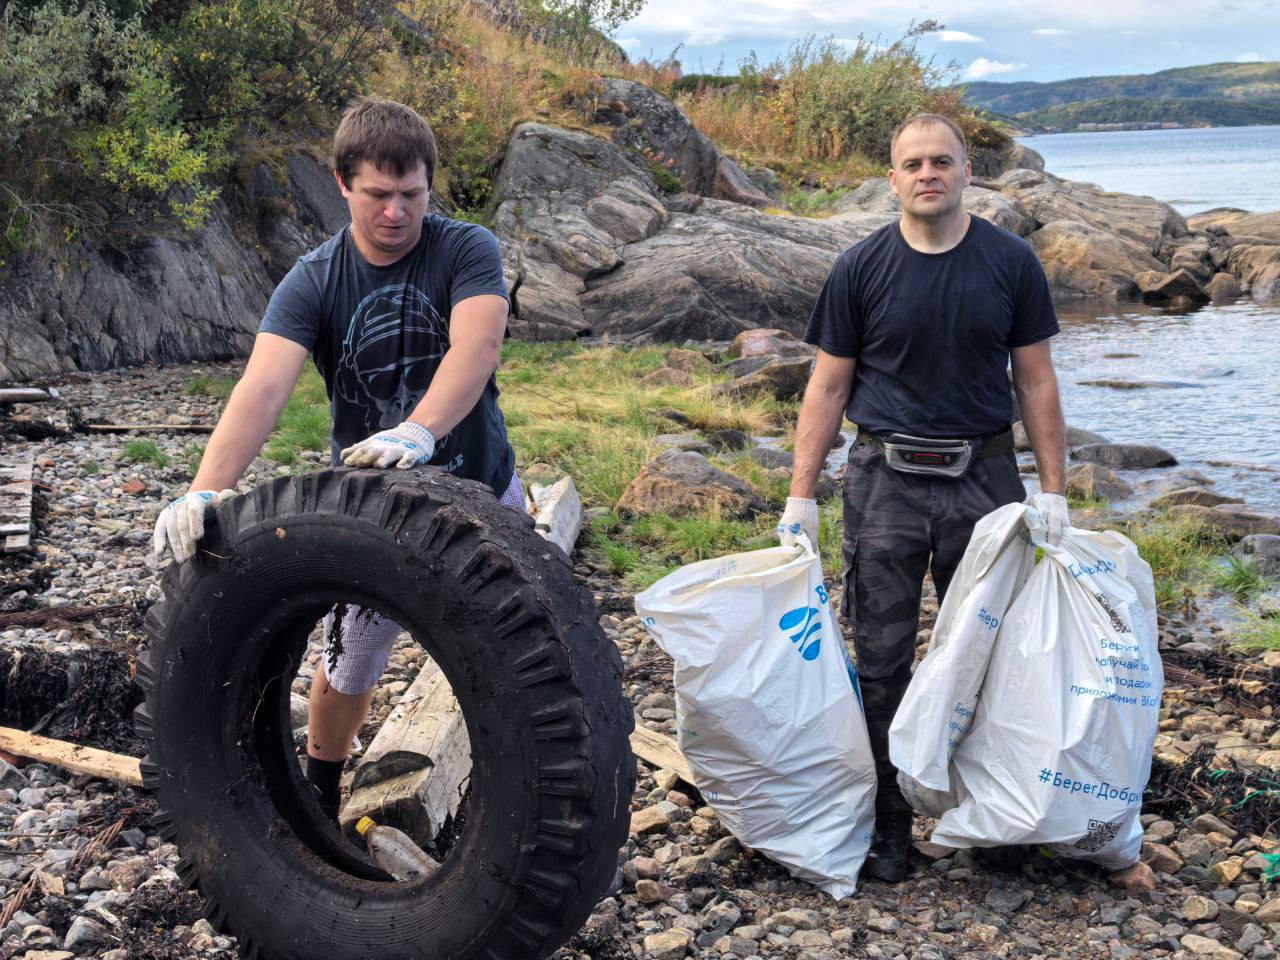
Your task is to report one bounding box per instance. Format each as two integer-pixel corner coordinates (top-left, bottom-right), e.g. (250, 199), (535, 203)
(881, 433), (973, 478)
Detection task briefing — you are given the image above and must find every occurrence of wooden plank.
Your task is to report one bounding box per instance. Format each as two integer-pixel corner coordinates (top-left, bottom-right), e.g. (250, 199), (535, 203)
(0, 727), (143, 787)
(1, 451), (34, 554)
(0, 388), (54, 405)
(531, 475), (583, 556)
(83, 423), (214, 433)
(629, 726), (694, 787)
(339, 658), (471, 845)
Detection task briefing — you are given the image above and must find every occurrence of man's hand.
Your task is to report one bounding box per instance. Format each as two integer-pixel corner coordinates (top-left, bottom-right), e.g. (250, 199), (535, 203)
(340, 422), (436, 469)
(777, 497), (820, 549)
(1028, 491), (1069, 546)
(153, 489), (237, 563)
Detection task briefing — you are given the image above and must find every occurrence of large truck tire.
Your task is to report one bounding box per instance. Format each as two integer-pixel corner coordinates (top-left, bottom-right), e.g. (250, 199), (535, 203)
(134, 468), (634, 960)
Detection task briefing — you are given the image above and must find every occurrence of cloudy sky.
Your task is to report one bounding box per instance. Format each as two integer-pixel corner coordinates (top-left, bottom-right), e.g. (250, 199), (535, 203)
(614, 0), (1277, 83)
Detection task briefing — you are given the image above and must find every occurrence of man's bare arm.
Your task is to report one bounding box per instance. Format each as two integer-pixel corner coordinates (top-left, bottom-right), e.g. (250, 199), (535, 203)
(790, 351), (856, 499)
(405, 294), (507, 438)
(1011, 340), (1066, 495)
(190, 333), (309, 491)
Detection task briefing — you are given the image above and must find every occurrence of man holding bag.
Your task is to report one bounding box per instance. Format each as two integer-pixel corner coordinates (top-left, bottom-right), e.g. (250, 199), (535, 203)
(778, 113), (1068, 883)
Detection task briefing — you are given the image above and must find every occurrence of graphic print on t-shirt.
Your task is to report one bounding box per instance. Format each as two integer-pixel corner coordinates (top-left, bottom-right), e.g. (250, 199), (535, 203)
(334, 283), (449, 434)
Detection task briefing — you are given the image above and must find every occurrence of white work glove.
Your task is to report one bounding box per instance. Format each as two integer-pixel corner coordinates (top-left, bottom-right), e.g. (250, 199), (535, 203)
(1028, 491), (1070, 546)
(152, 489), (236, 563)
(340, 422), (436, 469)
(777, 497), (820, 549)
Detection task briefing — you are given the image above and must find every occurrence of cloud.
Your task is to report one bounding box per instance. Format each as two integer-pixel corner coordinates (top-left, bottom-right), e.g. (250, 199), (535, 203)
(1234, 51), (1264, 62)
(619, 36), (642, 50)
(964, 58), (1027, 79)
(684, 26), (726, 45)
(939, 30), (984, 43)
(1031, 28), (1070, 36)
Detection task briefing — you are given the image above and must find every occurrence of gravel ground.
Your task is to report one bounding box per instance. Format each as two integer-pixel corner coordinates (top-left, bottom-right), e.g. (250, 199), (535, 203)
(3, 360), (1280, 960)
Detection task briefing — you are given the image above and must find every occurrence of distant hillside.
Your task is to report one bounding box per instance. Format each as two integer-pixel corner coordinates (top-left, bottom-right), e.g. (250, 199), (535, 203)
(961, 61), (1280, 131)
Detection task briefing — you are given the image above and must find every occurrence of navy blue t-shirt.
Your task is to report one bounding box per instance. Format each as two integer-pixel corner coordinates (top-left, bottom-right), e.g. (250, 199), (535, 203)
(804, 215), (1059, 438)
(259, 214), (515, 493)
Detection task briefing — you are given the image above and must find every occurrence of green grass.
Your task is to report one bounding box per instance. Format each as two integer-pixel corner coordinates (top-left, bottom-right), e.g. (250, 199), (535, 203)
(121, 439), (169, 469)
(1123, 513), (1221, 607)
(1231, 614), (1280, 651)
(183, 443), (206, 479)
(782, 186), (850, 218)
(265, 367), (331, 466)
(83, 461), (100, 475)
(184, 374), (237, 398)
(1210, 555), (1270, 603)
(1067, 491), (1110, 511)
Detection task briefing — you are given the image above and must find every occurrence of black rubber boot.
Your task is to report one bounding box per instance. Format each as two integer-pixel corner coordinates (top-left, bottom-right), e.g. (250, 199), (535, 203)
(861, 716), (913, 883)
(861, 809), (913, 883)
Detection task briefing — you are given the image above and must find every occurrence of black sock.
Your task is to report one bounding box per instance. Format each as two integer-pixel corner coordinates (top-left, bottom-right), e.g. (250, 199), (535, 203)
(306, 755), (344, 816)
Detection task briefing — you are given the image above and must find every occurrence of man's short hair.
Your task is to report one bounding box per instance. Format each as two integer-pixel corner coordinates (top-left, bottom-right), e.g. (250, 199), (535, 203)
(890, 113), (968, 166)
(333, 98), (438, 189)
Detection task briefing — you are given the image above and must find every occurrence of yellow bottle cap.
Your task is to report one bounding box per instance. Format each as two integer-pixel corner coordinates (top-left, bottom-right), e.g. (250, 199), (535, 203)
(355, 816), (376, 837)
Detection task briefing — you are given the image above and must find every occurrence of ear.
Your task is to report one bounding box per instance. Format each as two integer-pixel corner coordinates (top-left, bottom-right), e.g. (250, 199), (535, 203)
(887, 166), (898, 193)
(333, 169), (352, 198)
(963, 158), (972, 186)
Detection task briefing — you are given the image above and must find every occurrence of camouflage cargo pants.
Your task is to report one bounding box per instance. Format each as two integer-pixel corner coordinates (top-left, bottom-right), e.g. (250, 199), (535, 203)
(841, 437), (1025, 813)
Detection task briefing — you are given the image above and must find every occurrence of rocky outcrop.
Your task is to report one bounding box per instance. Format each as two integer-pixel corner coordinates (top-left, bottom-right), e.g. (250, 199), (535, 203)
(492, 121), (895, 342)
(588, 78), (770, 208)
(1030, 221), (1163, 300)
(1187, 209), (1280, 244)
(616, 450), (764, 517)
(0, 153), (346, 382)
(1228, 244), (1280, 303)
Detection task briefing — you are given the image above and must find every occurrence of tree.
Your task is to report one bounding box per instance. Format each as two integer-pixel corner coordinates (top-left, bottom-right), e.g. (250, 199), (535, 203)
(520, 0), (645, 61)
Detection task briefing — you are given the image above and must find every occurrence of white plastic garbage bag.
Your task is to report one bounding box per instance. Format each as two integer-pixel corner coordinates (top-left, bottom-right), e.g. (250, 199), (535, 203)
(635, 537), (877, 897)
(890, 502), (1037, 817)
(923, 509), (1163, 869)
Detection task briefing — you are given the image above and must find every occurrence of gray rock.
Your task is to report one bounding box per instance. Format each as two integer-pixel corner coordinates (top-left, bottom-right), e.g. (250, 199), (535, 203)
(747, 447), (795, 470)
(1072, 442), (1178, 469)
(590, 78), (770, 208)
(616, 450), (765, 518)
(711, 357), (813, 402)
(0, 760), (28, 791)
(985, 887), (1033, 913)
(1239, 535), (1280, 577)
(63, 916), (111, 953)
(1141, 268), (1211, 306)
(1030, 219), (1163, 301)
(1150, 487), (1243, 509)
(964, 188), (1034, 237)
(1066, 462), (1134, 502)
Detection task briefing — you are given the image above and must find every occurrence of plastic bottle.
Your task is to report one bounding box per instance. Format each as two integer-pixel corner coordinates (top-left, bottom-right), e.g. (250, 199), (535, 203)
(355, 816), (440, 881)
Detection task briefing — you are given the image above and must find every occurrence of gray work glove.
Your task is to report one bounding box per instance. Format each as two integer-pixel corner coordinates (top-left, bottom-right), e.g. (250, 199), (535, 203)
(340, 421), (436, 469)
(152, 489), (237, 563)
(777, 497), (820, 549)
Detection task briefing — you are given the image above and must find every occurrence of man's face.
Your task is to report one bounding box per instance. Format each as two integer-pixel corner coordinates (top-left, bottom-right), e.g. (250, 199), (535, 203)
(888, 125), (971, 220)
(336, 159), (430, 260)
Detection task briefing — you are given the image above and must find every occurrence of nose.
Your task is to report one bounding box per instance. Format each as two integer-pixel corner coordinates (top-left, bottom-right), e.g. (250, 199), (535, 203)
(384, 197), (406, 222)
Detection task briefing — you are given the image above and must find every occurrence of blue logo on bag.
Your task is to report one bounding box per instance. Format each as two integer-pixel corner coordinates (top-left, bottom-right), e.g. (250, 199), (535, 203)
(779, 606), (822, 661)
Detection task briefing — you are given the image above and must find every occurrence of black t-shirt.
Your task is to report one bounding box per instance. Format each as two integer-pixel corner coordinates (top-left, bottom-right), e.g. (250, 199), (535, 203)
(259, 214), (515, 493)
(803, 215), (1059, 438)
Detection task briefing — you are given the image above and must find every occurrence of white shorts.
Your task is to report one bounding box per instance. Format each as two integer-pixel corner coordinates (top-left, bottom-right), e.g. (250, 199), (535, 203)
(320, 471), (527, 694)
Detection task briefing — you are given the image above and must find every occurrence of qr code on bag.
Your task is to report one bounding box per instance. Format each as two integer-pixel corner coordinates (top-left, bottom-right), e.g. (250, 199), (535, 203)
(1074, 819), (1121, 853)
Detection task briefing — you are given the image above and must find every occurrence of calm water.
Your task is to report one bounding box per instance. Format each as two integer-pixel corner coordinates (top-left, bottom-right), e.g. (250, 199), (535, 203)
(1049, 299), (1280, 511)
(1016, 125), (1280, 215)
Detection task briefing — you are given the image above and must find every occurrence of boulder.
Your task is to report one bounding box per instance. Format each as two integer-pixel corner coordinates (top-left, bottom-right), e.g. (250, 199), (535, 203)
(964, 188), (1034, 237)
(995, 168), (1187, 256)
(617, 450), (765, 517)
(970, 138), (1046, 177)
(726, 328), (814, 360)
(1014, 421), (1108, 451)
(1149, 487), (1243, 510)
(654, 433), (713, 454)
(710, 357), (813, 401)
(748, 446), (795, 470)
(1208, 272), (1242, 301)
(663, 348), (712, 372)
(706, 428), (750, 452)
(1140, 268), (1210, 306)
(1239, 534), (1280, 577)
(833, 177), (899, 214)
(581, 203), (893, 341)
(1066, 463), (1133, 502)
(1029, 220), (1163, 301)
(1165, 234), (1214, 281)
(641, 367), (694, 387)
(1227, 244), (1280, 303)
(589, 77), (770, 208)
(1168, 505), (1280, 541)
(1071, 443), (1178, 469)
(721, 355), (776, 378)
